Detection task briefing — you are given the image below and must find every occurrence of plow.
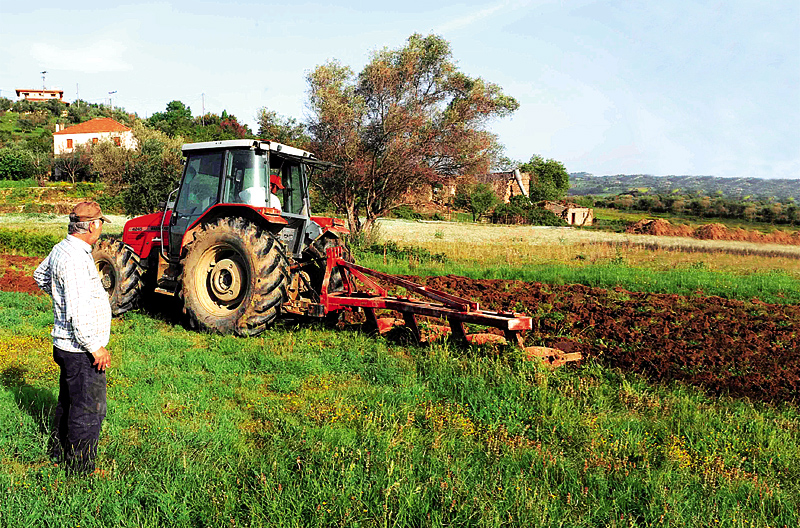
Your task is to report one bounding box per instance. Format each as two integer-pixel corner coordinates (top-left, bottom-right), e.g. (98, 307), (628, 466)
(93, 139), (580, 367)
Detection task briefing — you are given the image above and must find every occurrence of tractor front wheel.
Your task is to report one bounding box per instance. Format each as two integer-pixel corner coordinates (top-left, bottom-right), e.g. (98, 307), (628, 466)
(180, 217), (289, 336)
(92, 239), (143, 316)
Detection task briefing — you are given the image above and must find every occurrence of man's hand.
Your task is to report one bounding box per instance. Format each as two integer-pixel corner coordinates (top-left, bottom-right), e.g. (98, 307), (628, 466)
(92, 346), (111, 371)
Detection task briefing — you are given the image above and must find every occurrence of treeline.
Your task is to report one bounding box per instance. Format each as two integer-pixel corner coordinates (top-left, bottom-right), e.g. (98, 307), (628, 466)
(569, 173), (800, 202)
(0, 97), (276, 214)
(576, 193), (800, 226)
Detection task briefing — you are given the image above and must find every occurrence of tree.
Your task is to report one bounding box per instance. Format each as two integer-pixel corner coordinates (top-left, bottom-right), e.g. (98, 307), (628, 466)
(255, 107), (309, 148)
(54, 143), (93, 184)
(454, 182), (498, 222)
(119, 123), (184, 215)
(148, 100), (193, 138)
(0, 146), (35, 180)
(307, 33), (518, 235)
(521, 155), (570, 202)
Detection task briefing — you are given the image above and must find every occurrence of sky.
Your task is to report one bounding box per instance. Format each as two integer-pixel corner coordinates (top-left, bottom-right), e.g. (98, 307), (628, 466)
(1, 0), (798, 179)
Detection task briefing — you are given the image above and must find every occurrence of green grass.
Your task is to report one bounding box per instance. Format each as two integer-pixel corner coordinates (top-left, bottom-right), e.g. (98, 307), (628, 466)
(0, 291), (797, 527)
(0, 178), (38, 188)
(355, 250), (800, 305)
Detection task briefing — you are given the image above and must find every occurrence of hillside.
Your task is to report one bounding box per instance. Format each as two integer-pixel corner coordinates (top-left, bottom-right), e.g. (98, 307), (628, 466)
(570, 173), (800, 201)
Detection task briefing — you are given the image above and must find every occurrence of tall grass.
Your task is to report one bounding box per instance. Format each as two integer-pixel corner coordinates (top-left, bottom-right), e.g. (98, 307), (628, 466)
(0, 291), (797, 527)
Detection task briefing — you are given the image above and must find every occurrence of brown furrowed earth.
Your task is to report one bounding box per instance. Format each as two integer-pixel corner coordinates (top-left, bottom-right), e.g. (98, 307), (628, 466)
(407, 275), (800, 405)
(2, 252), (797, 404)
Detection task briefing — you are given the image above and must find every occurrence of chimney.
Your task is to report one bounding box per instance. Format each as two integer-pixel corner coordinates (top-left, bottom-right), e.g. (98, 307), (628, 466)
(513, 168), (528, 198)
(54, 123), (62, 133)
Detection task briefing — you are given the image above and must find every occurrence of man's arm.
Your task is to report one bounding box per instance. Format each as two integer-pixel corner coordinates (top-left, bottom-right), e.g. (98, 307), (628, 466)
(33, 255), (52, 295)
(61, 258), (107, 355)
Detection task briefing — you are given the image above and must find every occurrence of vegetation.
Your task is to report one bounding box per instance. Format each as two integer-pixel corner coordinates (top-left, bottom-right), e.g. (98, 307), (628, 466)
(0, 290), (797, 526)
(306, 33), (518, 236)
(454, 182), (498, 222)
(570, 173), (800, 202)
(492, 195), (567, 226)
(523, 155), (571, 202)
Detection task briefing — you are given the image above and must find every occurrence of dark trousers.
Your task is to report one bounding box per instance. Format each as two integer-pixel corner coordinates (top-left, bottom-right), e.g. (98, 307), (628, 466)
(50, 346), (107, 476)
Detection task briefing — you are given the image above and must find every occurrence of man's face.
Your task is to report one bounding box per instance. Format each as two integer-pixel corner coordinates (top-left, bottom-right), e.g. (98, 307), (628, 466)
(88, 219), (104, 244)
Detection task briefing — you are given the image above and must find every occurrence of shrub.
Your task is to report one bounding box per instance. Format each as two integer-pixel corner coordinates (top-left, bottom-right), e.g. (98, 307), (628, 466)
(0, 147), (35, 180)
(0, 228), (60, 256)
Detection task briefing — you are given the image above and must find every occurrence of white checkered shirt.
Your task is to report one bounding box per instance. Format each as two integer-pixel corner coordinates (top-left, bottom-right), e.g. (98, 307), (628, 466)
(34, 235), (112, 354)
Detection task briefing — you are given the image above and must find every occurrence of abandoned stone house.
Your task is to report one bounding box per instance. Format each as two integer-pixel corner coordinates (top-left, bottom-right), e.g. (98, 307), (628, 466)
(401, 169), (594, 226)
(541, 201), (594, 226)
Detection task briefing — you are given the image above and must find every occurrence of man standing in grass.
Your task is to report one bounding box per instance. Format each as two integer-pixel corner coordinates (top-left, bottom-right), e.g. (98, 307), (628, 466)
(34, 201), (112, 477)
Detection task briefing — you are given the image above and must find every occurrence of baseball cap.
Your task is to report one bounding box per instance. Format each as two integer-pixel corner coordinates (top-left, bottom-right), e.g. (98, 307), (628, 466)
(269, 173), (284, 189)
(70, 201), (110, 223)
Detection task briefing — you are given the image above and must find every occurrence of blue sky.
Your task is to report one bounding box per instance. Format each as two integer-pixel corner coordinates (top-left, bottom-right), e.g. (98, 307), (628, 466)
(2, 1), (798, 179)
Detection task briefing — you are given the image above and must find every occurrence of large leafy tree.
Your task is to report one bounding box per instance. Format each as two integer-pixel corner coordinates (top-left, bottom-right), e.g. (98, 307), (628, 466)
(521, 155), (570, 202)
(148, 100), (194, 138)
(307, 33), (519, 234)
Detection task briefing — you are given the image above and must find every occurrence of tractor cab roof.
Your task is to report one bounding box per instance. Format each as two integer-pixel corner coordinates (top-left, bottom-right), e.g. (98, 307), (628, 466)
(182, 139), (315, 158)
(181, 139), (337, 170)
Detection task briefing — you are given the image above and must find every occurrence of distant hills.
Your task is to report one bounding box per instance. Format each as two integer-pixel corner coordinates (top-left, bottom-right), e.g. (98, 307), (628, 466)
(569, 173), (800, 201)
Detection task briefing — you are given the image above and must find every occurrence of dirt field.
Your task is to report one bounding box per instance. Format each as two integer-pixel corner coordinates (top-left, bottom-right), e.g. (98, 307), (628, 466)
(412, 275), (800, 403)
(3, 251), (797, 404)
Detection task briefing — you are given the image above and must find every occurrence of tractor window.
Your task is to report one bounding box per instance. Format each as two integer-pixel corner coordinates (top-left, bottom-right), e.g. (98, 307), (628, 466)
(223, 149), (270, 207)
(269, 158), (304, 215)
(175, 152), (223, 217)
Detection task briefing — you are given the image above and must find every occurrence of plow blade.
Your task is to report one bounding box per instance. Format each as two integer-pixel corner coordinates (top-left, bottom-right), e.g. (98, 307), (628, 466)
(317, 247), (582, 366)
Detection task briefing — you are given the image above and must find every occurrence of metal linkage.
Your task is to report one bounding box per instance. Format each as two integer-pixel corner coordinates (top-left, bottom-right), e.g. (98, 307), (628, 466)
(320, 246), (533, 346)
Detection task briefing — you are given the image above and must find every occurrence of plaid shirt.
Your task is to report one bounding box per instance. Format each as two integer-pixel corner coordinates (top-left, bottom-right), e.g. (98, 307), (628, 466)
(34, 236), (112, 354)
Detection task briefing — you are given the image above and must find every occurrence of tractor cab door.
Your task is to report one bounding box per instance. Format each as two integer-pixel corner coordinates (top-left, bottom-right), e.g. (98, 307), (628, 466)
(270, 156), (313, 257)
(169, 151), (224, 259)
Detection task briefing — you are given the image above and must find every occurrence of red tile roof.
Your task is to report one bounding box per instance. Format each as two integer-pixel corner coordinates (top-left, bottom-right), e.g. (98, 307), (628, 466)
(54, 117), (131, 135)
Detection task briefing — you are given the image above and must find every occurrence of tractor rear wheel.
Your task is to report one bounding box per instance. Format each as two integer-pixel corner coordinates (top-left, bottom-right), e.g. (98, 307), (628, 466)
(92, 239), (143, 316)
(304, 232), (352, 294)
(180, 217), (289, 336)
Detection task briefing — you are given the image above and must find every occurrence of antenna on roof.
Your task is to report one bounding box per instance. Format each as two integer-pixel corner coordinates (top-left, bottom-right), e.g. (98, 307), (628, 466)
(41, 71), (47, 90)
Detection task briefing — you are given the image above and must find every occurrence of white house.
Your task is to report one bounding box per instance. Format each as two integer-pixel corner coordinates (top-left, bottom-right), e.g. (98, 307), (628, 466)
(16, 88), (65, 102)
(53, 118), (137, 155)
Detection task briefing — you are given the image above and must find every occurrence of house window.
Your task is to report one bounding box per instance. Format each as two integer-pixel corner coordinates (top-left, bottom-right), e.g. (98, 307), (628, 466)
(66, 139), (73, 149)
(112, 136), (121, 146)
(92, 138), (98, 145)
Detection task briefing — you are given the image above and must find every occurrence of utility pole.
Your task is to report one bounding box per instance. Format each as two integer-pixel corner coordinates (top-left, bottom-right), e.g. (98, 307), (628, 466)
(41, 71), (47, 89)
(76, 83), (79, 101)
(108, 90), (117, 112)
(201, 93), (205, 126)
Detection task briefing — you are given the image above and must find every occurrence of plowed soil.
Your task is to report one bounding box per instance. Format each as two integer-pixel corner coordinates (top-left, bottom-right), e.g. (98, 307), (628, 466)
(2, 253), (797, 403)
(406, 275), (800, 404)
(0, 255), (43, 295)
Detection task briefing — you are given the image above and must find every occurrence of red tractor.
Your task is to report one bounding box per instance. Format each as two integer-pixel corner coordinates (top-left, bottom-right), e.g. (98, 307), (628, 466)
(92, 139), (575, 364)
(93, 139), (348, 336)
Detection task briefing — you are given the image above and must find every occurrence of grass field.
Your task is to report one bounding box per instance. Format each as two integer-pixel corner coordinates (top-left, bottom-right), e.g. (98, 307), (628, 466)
(1, 214), (798, 526)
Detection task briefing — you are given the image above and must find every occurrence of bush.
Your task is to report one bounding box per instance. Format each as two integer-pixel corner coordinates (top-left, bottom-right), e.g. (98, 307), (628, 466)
(0, 228), (60, 256)
(391, 205), (421, 220)
(492, 195), (567, 226)
(0, 147), (35, 180)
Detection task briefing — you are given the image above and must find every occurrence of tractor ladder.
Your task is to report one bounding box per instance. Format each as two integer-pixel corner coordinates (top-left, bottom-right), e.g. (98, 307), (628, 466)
(320, 247), (581, 366)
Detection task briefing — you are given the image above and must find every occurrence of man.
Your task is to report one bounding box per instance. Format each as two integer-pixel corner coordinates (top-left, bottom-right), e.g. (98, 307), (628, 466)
(269, 173), (284, 212)
(34, 201), (112, 477)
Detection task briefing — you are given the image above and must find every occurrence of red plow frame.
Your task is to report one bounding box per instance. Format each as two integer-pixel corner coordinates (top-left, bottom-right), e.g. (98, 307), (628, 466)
(318, 247), (581, 366)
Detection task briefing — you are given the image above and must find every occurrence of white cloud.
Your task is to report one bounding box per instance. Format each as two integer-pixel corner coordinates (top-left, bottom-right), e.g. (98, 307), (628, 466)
(30, 40), (132, 73)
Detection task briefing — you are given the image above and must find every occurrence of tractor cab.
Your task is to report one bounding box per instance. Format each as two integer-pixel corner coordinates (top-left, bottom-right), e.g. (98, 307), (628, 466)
(167, 140), (324, 260)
